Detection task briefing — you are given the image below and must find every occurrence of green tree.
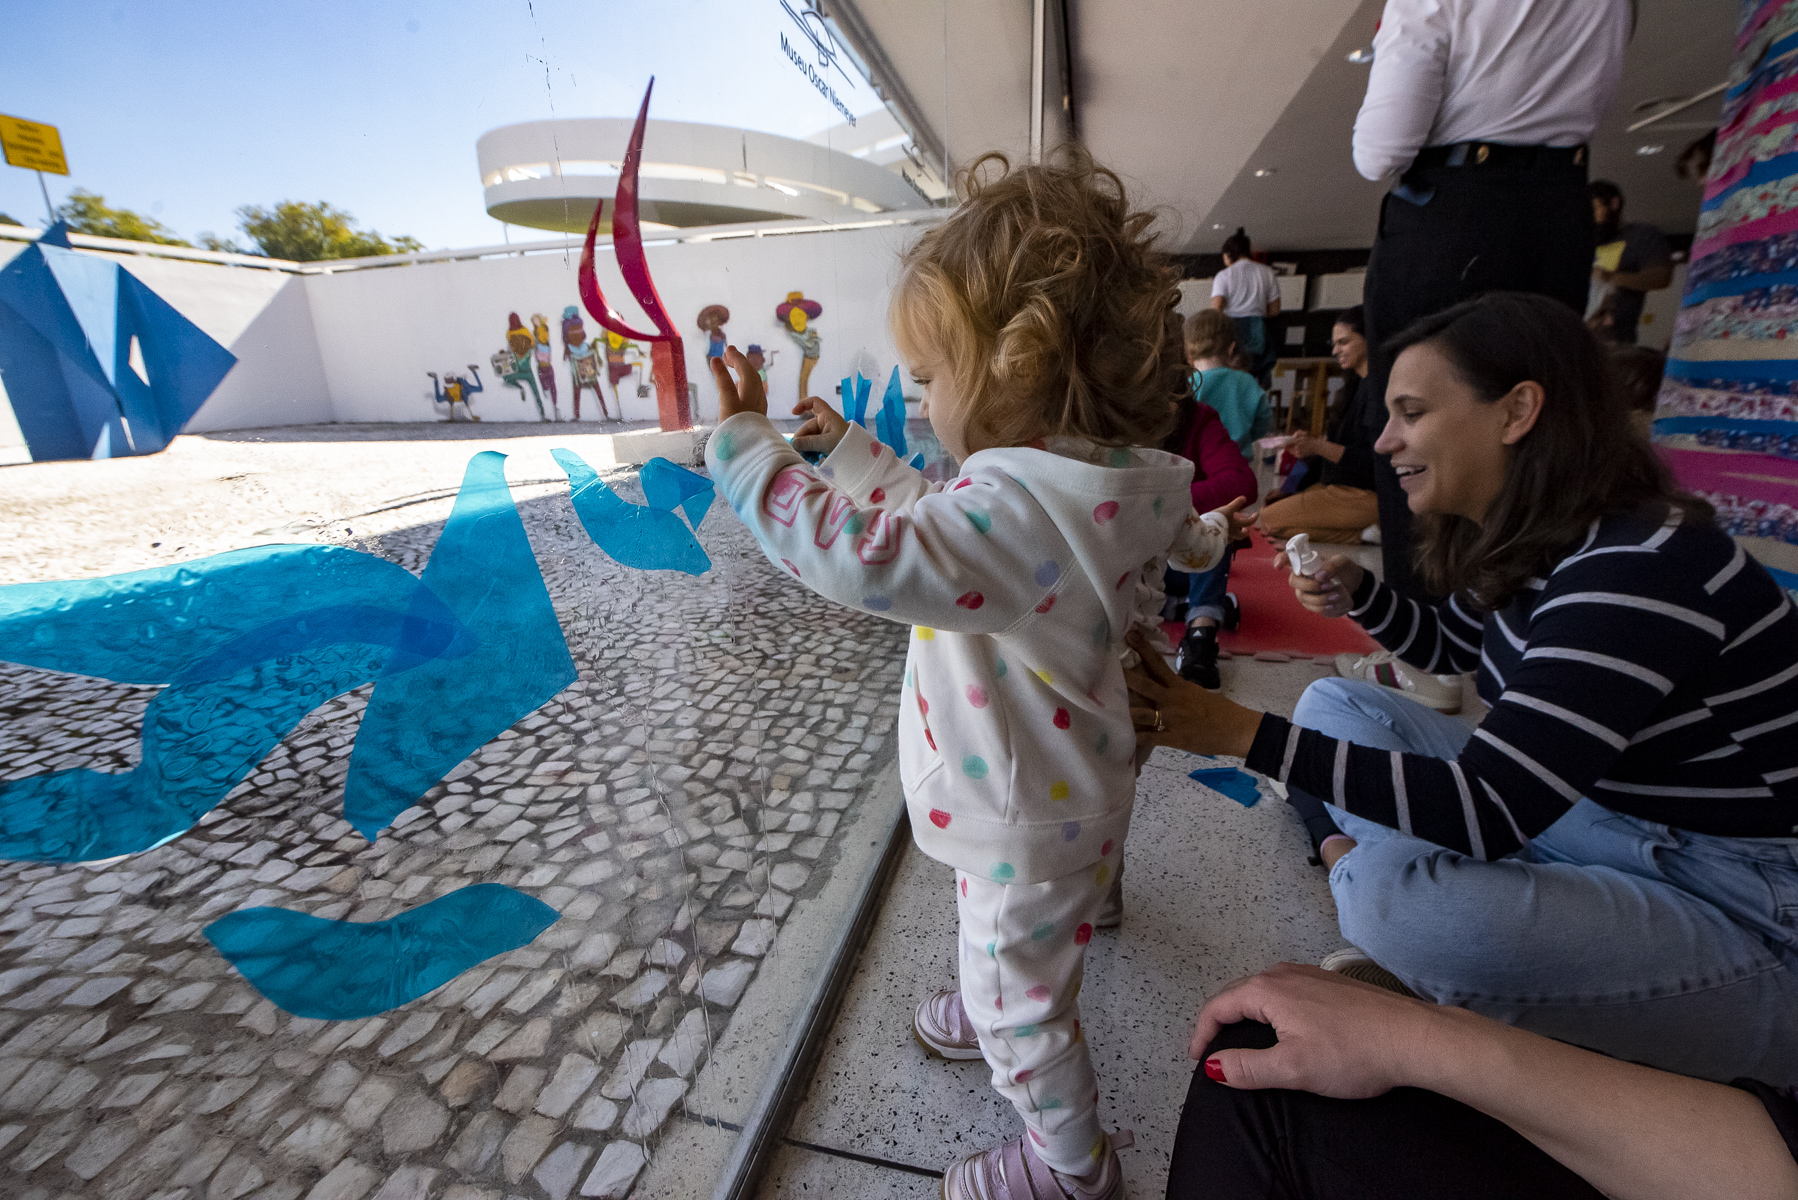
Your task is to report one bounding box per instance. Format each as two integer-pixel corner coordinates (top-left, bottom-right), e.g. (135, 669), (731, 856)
(57, 189), (191, 246)
(0, 212), (21, 229)
(234, 200), (423, 262)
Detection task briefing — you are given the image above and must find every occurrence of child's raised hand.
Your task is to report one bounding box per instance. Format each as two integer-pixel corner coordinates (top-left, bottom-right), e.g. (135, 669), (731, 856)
(791, 397), (850, 456)
(711, 346), (767, 420)
(1215, 496), (1257, 543)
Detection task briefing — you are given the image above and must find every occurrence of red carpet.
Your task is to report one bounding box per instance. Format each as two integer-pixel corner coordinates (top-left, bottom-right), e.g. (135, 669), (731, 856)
(1162, 532), (1379, 662)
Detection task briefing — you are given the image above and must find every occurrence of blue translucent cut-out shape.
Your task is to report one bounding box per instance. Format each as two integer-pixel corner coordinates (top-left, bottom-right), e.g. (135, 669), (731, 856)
(909, 452), (925, 470)
(344, 452), (577, 838)
(0, 451), (575, 860)
(1190, 767), (1262, 807)
(639, 455), (715, 531)
(554, 448), (712, 575)
(842, 372), (873, 427)
(0, 221), (236, 462)
(0, 546), (474, 862)
(875, 366), (909, 459)
(204, 883), (558, 1019)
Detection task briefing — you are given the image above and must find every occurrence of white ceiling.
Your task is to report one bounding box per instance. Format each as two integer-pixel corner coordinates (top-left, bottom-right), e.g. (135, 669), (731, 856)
(835, 0), (1733, 254)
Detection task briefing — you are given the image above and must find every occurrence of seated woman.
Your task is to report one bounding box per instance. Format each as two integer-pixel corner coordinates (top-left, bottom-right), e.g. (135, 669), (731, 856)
(1167, 962), (1798, 1200)
(1126, 292), (1798, 1085)
(1258, 306), (1380, 545)
(1162, 383), (1258, 689)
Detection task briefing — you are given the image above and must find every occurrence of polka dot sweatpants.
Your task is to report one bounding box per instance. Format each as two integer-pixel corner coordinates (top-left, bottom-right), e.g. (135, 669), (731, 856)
(954, 840), (1119, 1175)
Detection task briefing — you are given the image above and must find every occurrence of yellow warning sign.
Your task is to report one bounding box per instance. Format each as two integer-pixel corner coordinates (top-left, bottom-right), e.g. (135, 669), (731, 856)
(0, 115), (68, 175)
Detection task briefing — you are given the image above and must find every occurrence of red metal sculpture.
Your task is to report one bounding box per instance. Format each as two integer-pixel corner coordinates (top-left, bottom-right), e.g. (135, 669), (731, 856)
(577, 78), (692, 431)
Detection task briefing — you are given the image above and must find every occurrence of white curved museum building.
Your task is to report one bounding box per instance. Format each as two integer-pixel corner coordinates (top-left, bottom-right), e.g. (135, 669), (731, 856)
(477, 117), (927, 233)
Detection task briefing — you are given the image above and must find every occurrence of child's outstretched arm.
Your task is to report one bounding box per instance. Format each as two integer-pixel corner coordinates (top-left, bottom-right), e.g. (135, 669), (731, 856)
(1167, 497), (1250, 574)
(707, 350), (1067, 633)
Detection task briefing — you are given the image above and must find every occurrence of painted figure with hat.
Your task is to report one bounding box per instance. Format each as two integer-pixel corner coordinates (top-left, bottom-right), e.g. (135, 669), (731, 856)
(697, 304), (731, 420)
(776, 291), (822, 403)
(498, 312), (547, 420)
(562, 305), (611, 421)
(530, 313), (562, 421)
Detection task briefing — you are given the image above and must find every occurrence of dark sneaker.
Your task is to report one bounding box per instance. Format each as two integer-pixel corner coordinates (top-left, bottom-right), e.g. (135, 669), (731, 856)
(1175, 625), (1220, 690)
(1220, 592), (1241, 632)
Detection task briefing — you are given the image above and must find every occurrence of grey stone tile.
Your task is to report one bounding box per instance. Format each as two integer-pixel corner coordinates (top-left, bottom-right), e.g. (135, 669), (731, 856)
(276, 1114), (351, 1168)
(370, 1165), (438, 1200)
(98, 1071), (166, 1109)
(444, 1109), (509, 1173)
(535, 1053), (600, 1119)
(500, 1113), (558, 1182)
(570, 1093), (619, 1132)
(64, 1118), (140, 1180)
(380, 1092), (451, 1154)
(303, 1158), (380, 1200)
(533, 1141), (595, 1200)
(621, 1077), (689, 1139)
(579, 1140), (647, 1198)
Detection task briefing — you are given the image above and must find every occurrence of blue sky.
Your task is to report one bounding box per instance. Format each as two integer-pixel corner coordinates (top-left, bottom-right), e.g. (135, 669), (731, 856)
(0, 0), (887, 250)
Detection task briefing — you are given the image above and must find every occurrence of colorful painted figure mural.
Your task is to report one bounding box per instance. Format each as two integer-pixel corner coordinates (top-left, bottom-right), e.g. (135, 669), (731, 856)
(697, 304), (730, 420)
(530, 313), (562, 421)
(777, 291), (823, 403)
(604, 330), (639, 418)
(503, 312), (548, 420)
(428, 365), (483, 421)
(562, 305), (611, 421)
(745, 343), (771, 385)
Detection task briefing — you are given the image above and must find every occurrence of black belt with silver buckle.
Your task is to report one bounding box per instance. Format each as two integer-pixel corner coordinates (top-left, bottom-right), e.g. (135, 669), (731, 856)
(1410, 142), (1589, 171)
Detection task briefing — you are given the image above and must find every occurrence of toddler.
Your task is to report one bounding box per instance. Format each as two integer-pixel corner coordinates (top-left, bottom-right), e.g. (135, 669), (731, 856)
(705, 148), (1231, 1200)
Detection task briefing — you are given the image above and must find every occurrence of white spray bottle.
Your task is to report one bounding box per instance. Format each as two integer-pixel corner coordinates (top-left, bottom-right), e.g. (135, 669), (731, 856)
(1286, 533), (1320, 578)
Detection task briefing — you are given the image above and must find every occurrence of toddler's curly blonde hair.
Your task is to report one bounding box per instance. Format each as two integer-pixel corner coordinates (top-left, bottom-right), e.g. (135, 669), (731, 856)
(890, 146), (1185, 454)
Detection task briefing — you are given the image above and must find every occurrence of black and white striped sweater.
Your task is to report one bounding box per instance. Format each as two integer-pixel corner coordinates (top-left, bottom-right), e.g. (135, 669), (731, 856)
(1245, 506), (1798, 858)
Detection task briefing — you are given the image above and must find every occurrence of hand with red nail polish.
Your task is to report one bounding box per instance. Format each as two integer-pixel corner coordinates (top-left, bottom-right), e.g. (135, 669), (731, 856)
(1186, 961), (1436, 1098)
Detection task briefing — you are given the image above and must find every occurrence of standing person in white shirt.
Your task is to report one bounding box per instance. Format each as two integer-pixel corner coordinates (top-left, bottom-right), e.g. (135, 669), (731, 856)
(1351, 0), (1632, 602)
(1210, 228), (1282, 380)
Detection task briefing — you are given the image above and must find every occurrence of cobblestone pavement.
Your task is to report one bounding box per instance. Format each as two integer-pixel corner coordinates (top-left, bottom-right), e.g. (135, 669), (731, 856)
(0, 426), (908, 1200)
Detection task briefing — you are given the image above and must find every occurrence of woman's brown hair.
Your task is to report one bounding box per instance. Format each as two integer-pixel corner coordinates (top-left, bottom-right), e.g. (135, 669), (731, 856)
(890, 145), (1185, 453)
(1388, 292), (1712, 609)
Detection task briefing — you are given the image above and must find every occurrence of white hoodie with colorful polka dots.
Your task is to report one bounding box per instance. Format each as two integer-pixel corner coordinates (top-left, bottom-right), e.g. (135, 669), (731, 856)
(707, 413), (1228, 885)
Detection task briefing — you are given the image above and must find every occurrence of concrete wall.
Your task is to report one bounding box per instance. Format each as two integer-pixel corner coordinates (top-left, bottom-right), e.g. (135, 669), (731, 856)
(299, 224), (921, 427)
(0, 219), (925, 456)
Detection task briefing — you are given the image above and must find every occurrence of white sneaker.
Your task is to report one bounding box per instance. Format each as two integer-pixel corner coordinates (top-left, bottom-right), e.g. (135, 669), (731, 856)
(1320, 947), (1418, 997)
(1334, 651), (1462, 713)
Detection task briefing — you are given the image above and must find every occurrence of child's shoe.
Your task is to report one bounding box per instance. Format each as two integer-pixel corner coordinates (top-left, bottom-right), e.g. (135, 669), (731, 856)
(1174, 624), (1220, 690)
(912, 987), (984, 1060)
(943, 1129), (1133, 1200)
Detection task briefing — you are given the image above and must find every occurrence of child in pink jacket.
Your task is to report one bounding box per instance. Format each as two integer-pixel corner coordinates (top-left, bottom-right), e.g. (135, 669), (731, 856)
(706, 149), (1238, 1200)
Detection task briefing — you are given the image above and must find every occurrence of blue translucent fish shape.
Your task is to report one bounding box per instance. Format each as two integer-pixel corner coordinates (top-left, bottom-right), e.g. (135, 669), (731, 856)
(638, 455), (715, 531)
(204, 883), (559, 1019)
(875, 366), (908, 459)
(554, 448), (712, 575)
(1190, 767), (1262, 807)
(343, 451), (577, 838)
(0, 547), (474, 862)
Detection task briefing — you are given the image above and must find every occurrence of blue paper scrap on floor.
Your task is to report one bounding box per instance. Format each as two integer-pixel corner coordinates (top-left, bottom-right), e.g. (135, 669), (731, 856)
(1190, 766), (1262, 807)
(554, 447), (713, 575)
(204, 883), (559, 1019)
(638, 454), (715, 530)
(0, 451), (574, 860)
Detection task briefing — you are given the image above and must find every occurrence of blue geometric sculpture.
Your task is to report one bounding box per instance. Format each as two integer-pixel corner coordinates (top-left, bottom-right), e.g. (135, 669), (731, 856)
(0, 221), (235, 462)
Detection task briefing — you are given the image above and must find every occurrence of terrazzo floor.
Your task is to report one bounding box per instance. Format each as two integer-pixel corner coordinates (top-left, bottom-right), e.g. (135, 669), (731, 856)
(0, 424), (909, 1200)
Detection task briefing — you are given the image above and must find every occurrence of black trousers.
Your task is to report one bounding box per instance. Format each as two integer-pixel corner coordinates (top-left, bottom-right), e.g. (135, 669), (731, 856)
(1166, 1021), (1605, 1199)
(1361, 157), (1593, 600)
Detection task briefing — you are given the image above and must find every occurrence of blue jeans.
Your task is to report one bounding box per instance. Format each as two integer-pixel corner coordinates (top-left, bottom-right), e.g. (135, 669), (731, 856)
(1291, 677), (1798, 1085)
(1167, 545), (1237, 624)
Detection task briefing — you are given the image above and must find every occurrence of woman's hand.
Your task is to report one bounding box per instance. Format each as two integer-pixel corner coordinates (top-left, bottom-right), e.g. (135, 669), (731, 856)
(1287, 431), (1344, 462)
(1272, 551), (1364, 619)
(1189, 962), (1443, 1098)
(791, 397), (851, 455)
(1124, 630), (1263, 759)
(711, 346), (767, 420)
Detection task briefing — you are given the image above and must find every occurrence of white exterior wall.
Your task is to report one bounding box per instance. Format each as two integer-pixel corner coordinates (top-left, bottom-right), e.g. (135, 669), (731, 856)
(299, 224), (921, 427)
(0, 221), (926, 453)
